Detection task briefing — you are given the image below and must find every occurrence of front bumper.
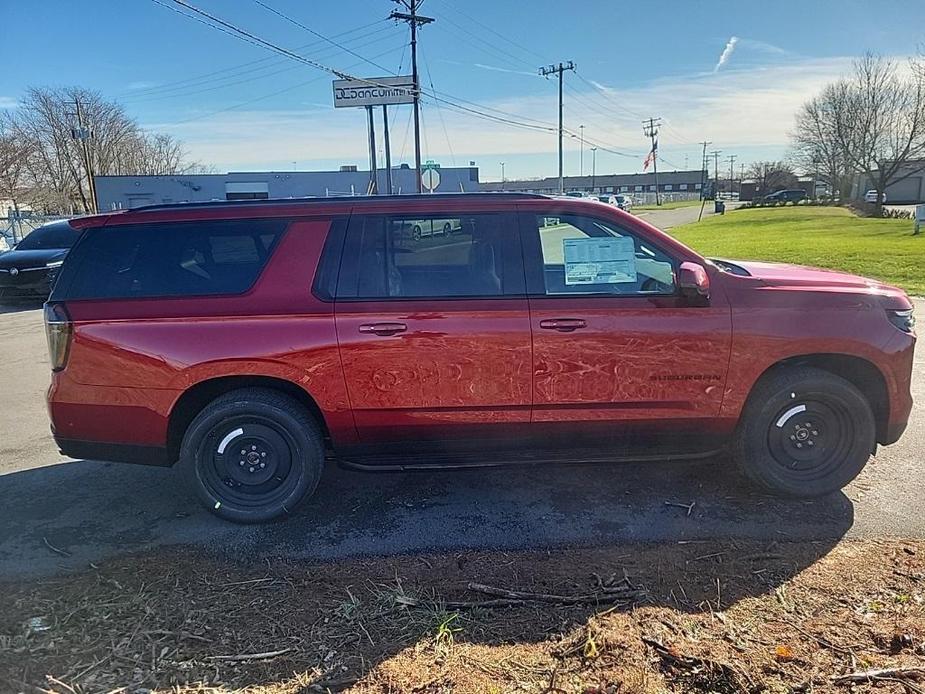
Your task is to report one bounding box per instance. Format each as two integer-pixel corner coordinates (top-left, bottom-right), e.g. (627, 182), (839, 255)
(0, 267), (55, 299)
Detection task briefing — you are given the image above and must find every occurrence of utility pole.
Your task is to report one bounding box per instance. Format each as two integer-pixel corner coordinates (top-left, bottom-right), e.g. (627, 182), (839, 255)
(390, 0), (433, 194)
(539, 60), (575, 195)
(500, 161), (505, 190)
(590, 146), (597, 192)
(727, 154), (737, 199)
(642, 117), (661, 206)
(71, 97), (98, 214)
(698, 141), (711, 201)
(710, 150), (722, 198)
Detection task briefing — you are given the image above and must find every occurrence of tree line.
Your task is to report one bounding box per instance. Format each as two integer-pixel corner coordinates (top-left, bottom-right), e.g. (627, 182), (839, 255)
(791, 53), (925, 215)
(0, 86), (205, 216)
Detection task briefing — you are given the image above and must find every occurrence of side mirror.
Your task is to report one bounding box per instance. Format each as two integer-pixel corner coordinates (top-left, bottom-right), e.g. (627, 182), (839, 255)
(678, 262), (710, 302)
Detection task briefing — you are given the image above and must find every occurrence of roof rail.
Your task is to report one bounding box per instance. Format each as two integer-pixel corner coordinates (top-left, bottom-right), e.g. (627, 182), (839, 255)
(125, 191), (551, 214)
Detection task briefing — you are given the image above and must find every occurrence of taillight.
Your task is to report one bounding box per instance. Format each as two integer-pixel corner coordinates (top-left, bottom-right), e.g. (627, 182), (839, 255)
(44, 302), (72, 372)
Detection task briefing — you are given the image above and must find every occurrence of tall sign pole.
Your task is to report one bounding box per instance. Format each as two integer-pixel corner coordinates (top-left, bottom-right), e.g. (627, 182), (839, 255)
(383, 105), (393, 195)
(391, 1), (434, 194)
(539, 61), (575, 195)
(366, 105), (378, 194)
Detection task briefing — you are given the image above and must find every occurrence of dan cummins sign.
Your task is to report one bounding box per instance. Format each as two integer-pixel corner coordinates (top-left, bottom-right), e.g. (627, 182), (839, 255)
(332, 76), (416, 108)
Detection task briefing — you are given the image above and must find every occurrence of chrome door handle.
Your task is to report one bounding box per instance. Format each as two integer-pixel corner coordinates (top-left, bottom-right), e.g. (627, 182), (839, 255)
(358, 322), (407, 336)
(539, 318), (587, 332)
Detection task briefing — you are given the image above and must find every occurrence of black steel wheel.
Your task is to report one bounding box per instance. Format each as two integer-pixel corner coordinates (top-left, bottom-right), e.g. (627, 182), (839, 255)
(733, 366), (875, 497)
(179, 388), (324, 523)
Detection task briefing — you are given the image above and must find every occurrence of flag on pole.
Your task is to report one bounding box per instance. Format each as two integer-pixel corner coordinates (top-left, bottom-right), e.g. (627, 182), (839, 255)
(643, 138), (658, 171)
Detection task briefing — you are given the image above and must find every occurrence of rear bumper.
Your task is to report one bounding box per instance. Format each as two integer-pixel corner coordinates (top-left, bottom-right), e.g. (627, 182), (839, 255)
(55, 436), (171, 466)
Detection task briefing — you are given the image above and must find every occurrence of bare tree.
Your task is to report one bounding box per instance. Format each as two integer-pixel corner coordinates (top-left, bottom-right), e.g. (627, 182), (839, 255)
(0, 115), (36, 217)
(746, 161), (798, 198)
(791, 95), (855, 200)
(6, 86), (204, 214)
(830, 54), (925, 215)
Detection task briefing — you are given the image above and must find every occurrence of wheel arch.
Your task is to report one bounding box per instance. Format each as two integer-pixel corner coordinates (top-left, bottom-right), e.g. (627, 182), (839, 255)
(748, 353), (889, 443)
(166, 375), (331, 464)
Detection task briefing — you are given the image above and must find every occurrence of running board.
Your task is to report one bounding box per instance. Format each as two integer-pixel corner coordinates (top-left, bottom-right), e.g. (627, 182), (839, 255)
(335, 448), (723, 472)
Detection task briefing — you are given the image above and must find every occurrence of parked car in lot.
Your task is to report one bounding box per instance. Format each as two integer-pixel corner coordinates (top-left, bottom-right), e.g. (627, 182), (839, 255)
(405, 218), (459, 240)
(864, 190), (886, 204)
(762, 189), (807, 203)
(45, 193), (915, 522)
(614, 194), (634, 211)
(0, 219), (78, 301)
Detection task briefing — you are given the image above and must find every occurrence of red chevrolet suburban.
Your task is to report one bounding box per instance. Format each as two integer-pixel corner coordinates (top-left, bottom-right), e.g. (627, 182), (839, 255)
(45, 194), (915, 522)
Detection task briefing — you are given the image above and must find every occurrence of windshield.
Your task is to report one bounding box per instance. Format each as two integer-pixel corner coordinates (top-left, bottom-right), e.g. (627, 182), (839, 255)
(15, 222), (77, 251)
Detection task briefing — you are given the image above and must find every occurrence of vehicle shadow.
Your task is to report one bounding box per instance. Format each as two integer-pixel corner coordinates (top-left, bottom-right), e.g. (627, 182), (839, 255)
(0, 453), (853, 578)
(0, 300), (44, 315)
(0, 455), (857, 692)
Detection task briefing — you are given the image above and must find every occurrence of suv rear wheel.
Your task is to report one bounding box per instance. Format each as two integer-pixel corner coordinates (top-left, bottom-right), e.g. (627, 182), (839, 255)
(179, 388), (324, 523)
(733, 367), (875, 497)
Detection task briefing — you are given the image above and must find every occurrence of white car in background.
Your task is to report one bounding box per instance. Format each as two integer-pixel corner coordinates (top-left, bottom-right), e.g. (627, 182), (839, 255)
(864, 190), (886, 204)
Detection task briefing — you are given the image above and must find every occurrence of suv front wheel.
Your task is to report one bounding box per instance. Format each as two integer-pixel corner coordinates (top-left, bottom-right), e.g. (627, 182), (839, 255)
(179, 388), (324, 523)
(733, 367), (875, 497)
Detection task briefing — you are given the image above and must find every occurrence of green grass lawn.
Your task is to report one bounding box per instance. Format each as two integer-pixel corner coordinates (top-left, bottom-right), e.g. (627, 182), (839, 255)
(669, 206), (925, 295)
(635, 199), (702, 211)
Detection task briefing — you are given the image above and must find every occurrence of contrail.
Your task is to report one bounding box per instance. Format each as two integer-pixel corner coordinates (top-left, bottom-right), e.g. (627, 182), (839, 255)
(714, 36), (739, 72)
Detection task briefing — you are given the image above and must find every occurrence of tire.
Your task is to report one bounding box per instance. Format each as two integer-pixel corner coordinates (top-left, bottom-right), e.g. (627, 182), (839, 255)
(179, 388), (324, 523)
(442, 222), (452, 235)
(732, 367), (875, 497)
(411, 225), (422, 241)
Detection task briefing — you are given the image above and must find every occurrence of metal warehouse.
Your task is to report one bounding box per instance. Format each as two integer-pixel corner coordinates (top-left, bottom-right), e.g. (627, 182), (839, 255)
(95, 166), (481, 210)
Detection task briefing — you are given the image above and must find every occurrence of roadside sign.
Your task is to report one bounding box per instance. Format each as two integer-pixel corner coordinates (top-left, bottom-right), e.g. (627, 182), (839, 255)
(423, 160), (440, 170)
(332, 76), (415, 108)
(421, 168), (441, 191)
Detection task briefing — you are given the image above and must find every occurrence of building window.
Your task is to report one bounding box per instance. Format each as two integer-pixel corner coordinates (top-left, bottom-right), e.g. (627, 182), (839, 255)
(620, 185), (629, 192)
(664, 184), (673, 191)
(648, 185), (656, 192)
(634, 185), (642, 192)
(695, 183), (702, 190)
(679, 183), (688, 190)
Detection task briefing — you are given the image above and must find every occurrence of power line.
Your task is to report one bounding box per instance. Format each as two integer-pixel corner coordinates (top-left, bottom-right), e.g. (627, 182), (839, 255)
(253, 0), (395, 74)
(121, 19), (391, 97)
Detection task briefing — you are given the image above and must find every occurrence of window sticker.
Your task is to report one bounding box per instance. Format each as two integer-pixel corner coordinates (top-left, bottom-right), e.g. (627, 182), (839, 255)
(563, 237), (637, 284)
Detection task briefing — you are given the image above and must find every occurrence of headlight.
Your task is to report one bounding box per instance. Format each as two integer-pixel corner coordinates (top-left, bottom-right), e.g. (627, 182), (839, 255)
(886, 308), (915, 333)
(46, 260), (64, 268)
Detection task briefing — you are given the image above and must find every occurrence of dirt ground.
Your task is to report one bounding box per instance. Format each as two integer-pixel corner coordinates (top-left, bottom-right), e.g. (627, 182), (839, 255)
(2, 539), (923, 694)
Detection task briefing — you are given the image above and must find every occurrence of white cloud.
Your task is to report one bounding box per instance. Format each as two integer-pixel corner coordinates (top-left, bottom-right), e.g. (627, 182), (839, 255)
(127, 81), (160, 91)
(0, 96), (19, 109)
(144, 55), (857, 173)
(714, 36), (740, 72)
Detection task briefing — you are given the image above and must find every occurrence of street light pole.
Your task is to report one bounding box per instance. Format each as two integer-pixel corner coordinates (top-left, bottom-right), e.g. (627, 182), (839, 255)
(579, 124), (585, 177)
(590, 146), (597, 192)
(500, 162), (505, 190)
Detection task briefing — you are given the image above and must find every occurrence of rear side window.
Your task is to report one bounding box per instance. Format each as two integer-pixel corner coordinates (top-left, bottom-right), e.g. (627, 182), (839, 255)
(59, 219), (287, 300)
(336, 212), (523, 299)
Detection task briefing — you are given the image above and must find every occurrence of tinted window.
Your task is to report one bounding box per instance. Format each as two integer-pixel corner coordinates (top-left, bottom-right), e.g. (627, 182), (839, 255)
(531, 214), (676, 296)
(62, 219), (286, 299)
(15, 222), (78, 250)
(338, 212), (519, 299)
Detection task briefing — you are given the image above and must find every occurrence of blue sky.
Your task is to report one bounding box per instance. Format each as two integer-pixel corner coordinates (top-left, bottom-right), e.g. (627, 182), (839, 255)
(3, 0), (924, 180)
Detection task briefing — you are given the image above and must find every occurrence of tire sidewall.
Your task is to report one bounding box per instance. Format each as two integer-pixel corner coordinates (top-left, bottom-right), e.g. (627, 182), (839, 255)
(179, 396), (322, 523)
(736, 371), (875, 497)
